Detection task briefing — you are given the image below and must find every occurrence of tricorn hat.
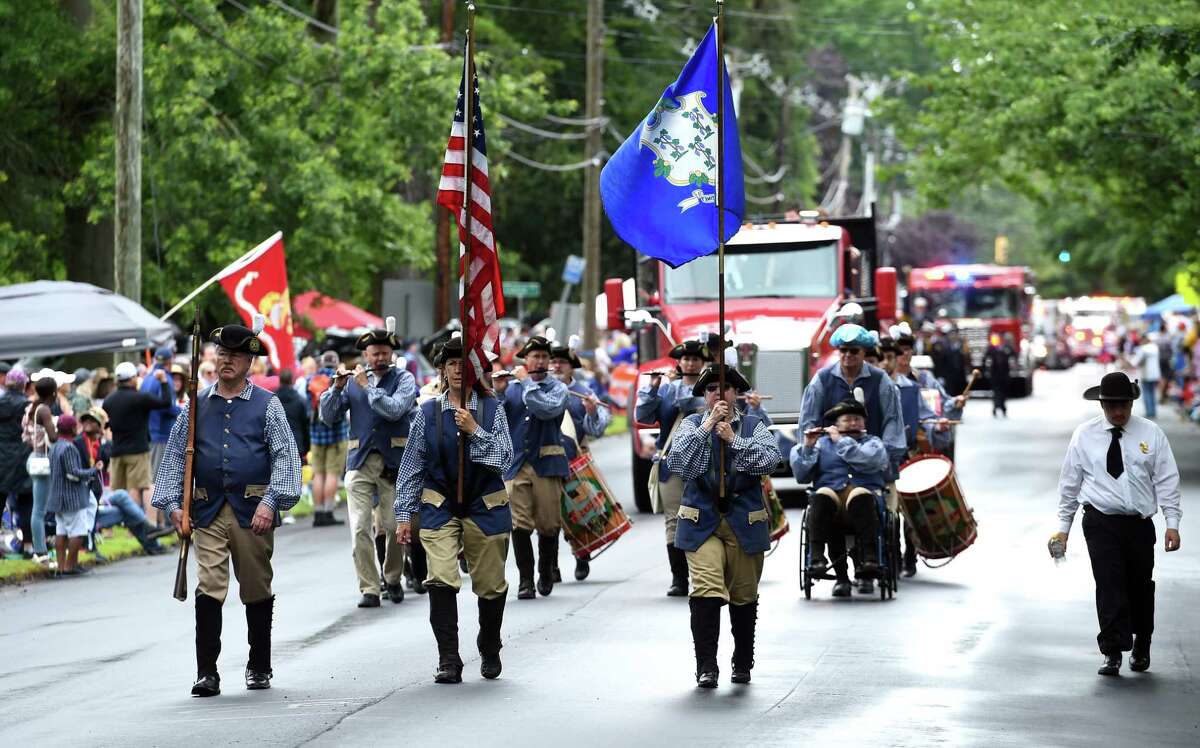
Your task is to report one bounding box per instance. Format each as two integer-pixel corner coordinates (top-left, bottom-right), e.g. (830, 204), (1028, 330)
(433, 334), (463, 367)
(549, 344), (583, 369)
(356, 316), (400, 351)
(516, 335), (553, 359)
(691, 363), (751, 397)
(210, 316), (265, 356)
(824, 398), (868, 424)
(1083, 371), (1141, 402)
(669, 339), (714, 362)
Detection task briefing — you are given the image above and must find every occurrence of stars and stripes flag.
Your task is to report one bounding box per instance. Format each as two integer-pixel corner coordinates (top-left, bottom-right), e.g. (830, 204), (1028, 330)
(437, 57), (505, 389)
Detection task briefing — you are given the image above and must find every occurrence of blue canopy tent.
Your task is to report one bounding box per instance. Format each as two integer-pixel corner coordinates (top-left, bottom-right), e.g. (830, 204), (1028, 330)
(1142, 293), (1194, 318)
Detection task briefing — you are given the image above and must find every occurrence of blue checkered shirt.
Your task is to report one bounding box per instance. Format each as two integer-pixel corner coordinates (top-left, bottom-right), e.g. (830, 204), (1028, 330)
(151, 380), (302, 516)
(310, 368), (350, 446)
(393, 391), (513, 524)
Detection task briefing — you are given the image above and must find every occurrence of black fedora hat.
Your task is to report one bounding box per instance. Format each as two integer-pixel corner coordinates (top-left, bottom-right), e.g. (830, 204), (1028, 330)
(691, 364), (751, 397)
(1083, 371), (1141, 402)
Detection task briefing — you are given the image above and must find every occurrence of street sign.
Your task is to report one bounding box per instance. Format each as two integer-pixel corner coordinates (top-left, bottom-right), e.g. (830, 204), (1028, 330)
(504, 281), (542, 299)
(562, 254), (586, 285)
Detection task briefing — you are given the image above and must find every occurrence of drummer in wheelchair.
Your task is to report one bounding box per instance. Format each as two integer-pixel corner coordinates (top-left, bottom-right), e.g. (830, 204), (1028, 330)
(790, 398), (890, 598)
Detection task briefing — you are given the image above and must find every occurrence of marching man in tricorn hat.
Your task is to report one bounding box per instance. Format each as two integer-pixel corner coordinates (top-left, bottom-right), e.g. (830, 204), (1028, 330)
(319, 316), (419, 609)
(153, 317), (302, 696)
(664, 362), (782, 688)
(1054, 371), (1182, 677)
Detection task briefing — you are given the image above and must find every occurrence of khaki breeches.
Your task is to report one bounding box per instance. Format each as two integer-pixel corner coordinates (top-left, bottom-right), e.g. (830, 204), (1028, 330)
(420, 518), (509, 599)
(658, 475), (684, 544)
(346, 452), (405, 595)
(686, 519), (764, 605)
(194, 502), (274, 604)
(506, 463), (563, 534)
(815, 485), (877, 519)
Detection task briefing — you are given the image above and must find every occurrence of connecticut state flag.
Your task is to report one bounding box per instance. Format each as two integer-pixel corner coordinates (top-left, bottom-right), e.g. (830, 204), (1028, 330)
(600, 24), (744, 268)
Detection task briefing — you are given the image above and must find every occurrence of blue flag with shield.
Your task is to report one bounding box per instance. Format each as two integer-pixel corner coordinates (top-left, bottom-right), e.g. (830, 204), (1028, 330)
(600, 24), (744, 269)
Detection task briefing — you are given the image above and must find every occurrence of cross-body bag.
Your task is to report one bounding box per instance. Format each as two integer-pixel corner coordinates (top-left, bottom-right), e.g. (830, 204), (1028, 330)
(647, 412), (684, 514)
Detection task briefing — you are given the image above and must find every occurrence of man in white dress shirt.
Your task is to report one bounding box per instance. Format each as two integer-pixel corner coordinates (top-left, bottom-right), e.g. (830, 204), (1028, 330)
(1054, 371), (1182, 677)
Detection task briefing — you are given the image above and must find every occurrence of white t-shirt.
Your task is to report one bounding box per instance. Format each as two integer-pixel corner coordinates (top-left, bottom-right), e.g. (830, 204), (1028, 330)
(1131, 342), (1161, 382)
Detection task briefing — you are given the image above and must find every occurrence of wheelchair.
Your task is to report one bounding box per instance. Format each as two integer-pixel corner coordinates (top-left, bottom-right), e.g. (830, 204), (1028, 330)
(798, 488), (901, 601)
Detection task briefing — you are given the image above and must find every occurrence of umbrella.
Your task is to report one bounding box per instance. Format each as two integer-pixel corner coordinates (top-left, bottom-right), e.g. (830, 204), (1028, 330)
(1142, 293), (1194, 318)
(292, 290), (383, 339)
(0, 281), (176, 359)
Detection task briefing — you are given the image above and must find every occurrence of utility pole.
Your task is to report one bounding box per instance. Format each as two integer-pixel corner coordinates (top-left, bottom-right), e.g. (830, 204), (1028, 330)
(581, 0), (604, 349)
(433, 0), (456, 327)
(115, 0), (142, 302)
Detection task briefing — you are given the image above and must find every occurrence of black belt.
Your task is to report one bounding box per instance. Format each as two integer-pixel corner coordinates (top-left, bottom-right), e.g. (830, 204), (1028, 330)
(1083, 504), (1143, 519)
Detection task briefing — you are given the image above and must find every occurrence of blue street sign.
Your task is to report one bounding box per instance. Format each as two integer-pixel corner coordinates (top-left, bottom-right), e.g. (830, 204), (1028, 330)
(562, 254), (586, 285)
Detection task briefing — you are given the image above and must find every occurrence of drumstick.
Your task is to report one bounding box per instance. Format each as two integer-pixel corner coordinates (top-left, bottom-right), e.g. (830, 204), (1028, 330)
(745, 392), (774, 400)
(960, 369), (981, 399)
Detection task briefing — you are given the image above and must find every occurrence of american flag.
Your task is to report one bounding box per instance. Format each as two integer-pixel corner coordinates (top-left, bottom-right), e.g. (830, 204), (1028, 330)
(437, 57), (505, 389)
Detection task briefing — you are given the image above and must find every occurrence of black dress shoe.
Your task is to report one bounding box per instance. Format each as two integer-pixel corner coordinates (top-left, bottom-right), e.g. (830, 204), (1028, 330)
(574, 557), (590, 581)
(857, 578), (875, 595)
(807, 559), (829, 578)
(1098, 654), (1122, 676)
(667, 576), (688, 597)
(831, 580), (852, 598)
(191, 673), (221, 697)
(142, 544), (168, 555)
(1129, 652), (1150, 672)
(537, 574), (554, 597)
(413, 579), (427, 594)
(387, 583), (404, 604)
(435, 657), (463, 684)
(696, 669), (719, 688)
(731, 667), (751, 684)
(857, 560), (880, 578)
(480, 653), (502, 680)
(245, 667), (272, 690)
(903, 563), (917, 578)
(357, 593), (381, 608)
(517, 578), (536, 600)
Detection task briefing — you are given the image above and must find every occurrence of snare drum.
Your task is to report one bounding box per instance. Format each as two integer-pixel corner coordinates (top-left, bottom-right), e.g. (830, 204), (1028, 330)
(561, 453), (633, 558)
(895, 454), (977, 560)
(762, 476), (790, 542)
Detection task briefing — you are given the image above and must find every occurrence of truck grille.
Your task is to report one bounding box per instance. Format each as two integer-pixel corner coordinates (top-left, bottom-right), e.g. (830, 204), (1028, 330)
(961, 326), (990, 367)
(751, 350), (805, 415)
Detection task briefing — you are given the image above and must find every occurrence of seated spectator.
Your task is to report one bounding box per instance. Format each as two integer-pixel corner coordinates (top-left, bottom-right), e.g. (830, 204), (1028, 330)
(790, 399), (889, 597)
(48, 415), (101, 576)
(75, 409), (167, 555)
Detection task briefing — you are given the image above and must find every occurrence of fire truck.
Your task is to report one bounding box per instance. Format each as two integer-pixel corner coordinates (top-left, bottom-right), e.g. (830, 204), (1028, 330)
(906, 264), (1036, 397)
(603, 211), (898, 513)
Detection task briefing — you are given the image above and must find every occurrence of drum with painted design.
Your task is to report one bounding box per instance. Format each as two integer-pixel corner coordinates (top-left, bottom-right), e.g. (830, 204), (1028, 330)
(561, 453), (633, 558)
(895, 454), (977, 561)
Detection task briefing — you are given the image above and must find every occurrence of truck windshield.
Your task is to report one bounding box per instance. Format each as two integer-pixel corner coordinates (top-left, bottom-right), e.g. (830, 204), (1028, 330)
(662, 241), (838, 303)
(918, 287), (1019, 319)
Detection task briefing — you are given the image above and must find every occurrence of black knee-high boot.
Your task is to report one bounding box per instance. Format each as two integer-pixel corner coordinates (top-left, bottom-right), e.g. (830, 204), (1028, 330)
(245, 596), (274, 689)
(667, 545), (689, 597)
(536, 532), (557, 597)
(807, 494), (836, 567)
(690, 596), (722, 688)
(512, 530), (535, 599)
(428, 586), (462, 683)
(477, 595), (506, 679)
(192, 594), (223, 696)
(846, 496), (879, 567)
(729, 601), (758, 684)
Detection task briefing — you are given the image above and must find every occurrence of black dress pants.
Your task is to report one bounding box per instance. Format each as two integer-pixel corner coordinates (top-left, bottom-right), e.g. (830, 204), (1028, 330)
(1081, 506), (1156, 655)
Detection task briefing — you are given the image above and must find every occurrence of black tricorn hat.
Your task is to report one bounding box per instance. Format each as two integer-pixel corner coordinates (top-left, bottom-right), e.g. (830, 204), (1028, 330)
(516, 335), (553, 359)
(432, 336), (463, 367)
(691, 363), (751, 397)
(1083, 371), (1141, 402)
(210, 324), (264, 355)
(549, 344), (583, 369)
(824, 398), (868, 424)
(669, 339), (714, 362)
(877, 336), (898, 354)
(356, 316), (400, 351)
(893, 333), (916, 349)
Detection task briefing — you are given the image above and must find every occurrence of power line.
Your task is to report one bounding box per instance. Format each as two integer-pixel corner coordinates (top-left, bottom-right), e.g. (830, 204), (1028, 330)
(264, 0), (339, 36)
(497, 113), (591, 140)
(506, 150), (608, 172)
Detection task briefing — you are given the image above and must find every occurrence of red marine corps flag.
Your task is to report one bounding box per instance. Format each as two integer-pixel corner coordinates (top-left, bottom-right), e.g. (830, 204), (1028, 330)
(215, 232), (298, 373)
(437, 39), (505, 389)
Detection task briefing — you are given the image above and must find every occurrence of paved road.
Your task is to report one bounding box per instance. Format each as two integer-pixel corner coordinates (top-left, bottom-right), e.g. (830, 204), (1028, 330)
(3, 364), (1197, 747)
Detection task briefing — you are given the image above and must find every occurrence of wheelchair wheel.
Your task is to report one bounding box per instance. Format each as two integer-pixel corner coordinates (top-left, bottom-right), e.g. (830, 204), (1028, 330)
(799, 507), (812, 600)
(887, 512), (901, 599)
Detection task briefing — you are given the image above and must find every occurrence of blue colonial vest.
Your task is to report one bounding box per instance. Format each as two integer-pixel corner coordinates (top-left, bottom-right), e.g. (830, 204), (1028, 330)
(816, 364), (885, 438)
(895, 374), (921, 449)
(806, 437), (888, 493)
(192, 384), (274, 529)
(345, 368), (412, 472)
(504, 380), (569, 481)
(673, 413), (771, 555)
(419, 397), (511, 537)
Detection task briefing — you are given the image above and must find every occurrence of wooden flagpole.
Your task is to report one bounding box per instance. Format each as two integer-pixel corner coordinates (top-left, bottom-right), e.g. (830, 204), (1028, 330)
(458, 2), (477, 504)
(715, 0), (727, 498)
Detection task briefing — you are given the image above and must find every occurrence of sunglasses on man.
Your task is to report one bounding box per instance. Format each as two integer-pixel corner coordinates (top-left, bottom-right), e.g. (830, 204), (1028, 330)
(838, 347), (863, 355)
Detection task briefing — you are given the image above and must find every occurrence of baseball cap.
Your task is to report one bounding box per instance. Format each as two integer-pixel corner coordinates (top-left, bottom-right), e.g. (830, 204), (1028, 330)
(115, 362), (138, 381)
(72, 367), (92, 383)
(155, 346), (174, 361)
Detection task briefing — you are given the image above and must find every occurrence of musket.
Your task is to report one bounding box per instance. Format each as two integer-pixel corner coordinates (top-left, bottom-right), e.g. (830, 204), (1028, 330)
(173, 308), (202, 602)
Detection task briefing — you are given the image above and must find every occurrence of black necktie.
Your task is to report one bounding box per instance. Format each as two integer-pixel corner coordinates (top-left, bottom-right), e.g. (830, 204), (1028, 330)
(1107, 427), (1124, 480)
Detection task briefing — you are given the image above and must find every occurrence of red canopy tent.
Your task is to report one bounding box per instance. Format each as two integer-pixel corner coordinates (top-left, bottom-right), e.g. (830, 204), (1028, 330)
(292, 291), (383, 339)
